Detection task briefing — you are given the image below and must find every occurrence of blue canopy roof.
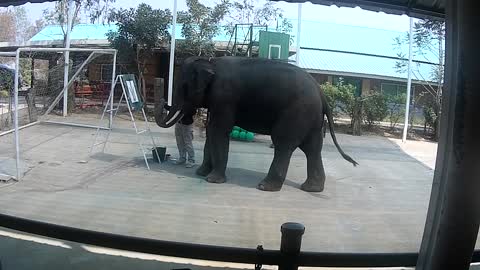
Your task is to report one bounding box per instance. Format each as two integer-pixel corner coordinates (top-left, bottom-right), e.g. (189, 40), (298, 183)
(29, 23), (231, 43)
(287, 20), (440, 82)
(29, 21), (440, 82)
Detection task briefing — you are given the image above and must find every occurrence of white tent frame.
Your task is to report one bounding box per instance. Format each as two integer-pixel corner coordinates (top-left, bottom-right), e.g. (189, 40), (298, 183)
(0, 47), (117, 181)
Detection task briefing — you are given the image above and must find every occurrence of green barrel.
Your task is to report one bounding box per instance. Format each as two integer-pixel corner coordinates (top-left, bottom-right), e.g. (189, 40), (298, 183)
(239, 131), (246, 140)
(246, 132), (254, 141)
(232, 130), (240, 139)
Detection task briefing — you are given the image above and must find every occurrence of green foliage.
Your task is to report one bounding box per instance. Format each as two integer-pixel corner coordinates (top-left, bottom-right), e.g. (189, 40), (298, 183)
(177, 0), (230, 57)
(386, 93), (406, 130)
(107, 4), (171, 100)
(0, 68), (14, 92)
(393, 19), (444, 139)
(423, 99), (440, 137)
(335, 82), (360, 121)
(363, 93), (388, 127)
(107, 4), (172, 70)
(0, 90), (8, 98)
(320, 81), (362, 135)
(320, 82), (339, 116)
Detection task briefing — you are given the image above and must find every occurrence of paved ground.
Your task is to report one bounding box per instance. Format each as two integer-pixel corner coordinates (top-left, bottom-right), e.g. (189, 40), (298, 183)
(0, 114), (452, 268)
(388, 138), (438, 170)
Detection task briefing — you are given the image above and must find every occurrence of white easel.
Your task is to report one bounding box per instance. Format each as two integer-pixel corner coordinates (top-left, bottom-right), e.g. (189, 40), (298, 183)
(90, 74), (159, 170)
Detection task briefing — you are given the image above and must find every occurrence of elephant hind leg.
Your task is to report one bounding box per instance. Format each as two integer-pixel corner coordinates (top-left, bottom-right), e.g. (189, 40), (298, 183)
(299, 129), (326, 192)
(257, 146), (295, 191)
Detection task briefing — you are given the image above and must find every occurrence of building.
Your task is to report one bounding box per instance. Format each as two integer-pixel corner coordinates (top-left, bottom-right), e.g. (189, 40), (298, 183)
(289, 20), (441, 106)
(2, 21), (441, 107)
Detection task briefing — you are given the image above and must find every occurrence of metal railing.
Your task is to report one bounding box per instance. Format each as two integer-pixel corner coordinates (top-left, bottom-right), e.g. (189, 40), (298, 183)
(3, 212), (476, 269)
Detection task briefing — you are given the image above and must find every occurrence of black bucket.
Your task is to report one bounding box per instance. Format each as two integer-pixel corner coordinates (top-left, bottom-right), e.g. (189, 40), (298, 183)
(152, 147), (167, 163)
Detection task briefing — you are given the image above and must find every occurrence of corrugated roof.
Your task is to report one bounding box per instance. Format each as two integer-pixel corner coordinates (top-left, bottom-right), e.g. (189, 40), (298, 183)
(29, 24), (232, 43)
(290, 48), (438, 82)
(0, 0), (56, 7)
(289, 20), (439, 64)
(270, 0), (445, 19)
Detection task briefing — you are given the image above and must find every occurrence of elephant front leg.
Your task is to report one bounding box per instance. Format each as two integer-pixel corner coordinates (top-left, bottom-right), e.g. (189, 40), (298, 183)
(205, 113), (234, 184)
(257, 147), (294, 191)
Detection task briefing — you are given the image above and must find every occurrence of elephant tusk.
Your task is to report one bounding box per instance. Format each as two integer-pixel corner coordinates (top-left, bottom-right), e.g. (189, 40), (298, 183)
(166, 110), (182, 126)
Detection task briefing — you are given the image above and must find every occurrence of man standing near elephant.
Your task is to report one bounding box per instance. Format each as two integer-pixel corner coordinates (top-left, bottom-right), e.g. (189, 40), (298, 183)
(174, 109), (195, 168)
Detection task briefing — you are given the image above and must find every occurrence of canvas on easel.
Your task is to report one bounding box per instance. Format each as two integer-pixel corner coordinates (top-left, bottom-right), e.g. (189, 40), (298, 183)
(90, 74), (159, 170)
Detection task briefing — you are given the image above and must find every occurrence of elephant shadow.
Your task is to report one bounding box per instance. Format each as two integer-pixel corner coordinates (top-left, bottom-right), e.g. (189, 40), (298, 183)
(152, 161), (301, 190)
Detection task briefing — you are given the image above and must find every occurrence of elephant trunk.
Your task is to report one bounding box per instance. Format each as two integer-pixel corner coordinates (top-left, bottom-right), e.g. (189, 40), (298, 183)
(154, 98), (184, 128)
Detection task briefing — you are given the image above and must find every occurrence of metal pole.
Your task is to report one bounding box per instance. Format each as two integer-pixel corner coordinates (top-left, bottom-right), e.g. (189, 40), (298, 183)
(109, 51), (117, 128)
(167, 0), (177, 106)
(295, 3), (302, 66)
(63, 0), (74, 117)
(0, 121), (39, 137)
(44, 52), (97, 116)
(17, 48), (115, 53)
(402, 17), (413, 143)
(279, 222), (305, 270)
(13, 49), (20, 180)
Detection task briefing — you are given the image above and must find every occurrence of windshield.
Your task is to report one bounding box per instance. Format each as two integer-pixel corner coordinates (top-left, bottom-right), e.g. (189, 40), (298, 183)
(0, 0), (462, 269)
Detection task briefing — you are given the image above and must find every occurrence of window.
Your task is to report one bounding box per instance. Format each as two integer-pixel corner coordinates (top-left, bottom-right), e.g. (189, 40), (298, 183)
(101, 64), (122, 82)
(381, 82), (415, 97)
(333, 76), (362, 96)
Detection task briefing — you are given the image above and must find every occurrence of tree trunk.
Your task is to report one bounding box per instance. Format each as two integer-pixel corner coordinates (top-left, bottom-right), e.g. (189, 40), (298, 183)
(352, 99), (362, 136)
(434, 29), (444, 141)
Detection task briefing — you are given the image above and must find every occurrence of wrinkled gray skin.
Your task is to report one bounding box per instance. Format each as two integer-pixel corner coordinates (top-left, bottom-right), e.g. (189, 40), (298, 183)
(155, 56), (358, 192)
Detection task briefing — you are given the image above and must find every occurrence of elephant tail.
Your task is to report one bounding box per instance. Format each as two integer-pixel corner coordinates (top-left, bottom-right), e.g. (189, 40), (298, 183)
(321, 92), (359, 167)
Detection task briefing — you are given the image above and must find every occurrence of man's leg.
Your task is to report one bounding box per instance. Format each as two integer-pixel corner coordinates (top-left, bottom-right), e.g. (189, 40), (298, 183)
(184, 124), (195, 167)
(175, 123), (186, 164)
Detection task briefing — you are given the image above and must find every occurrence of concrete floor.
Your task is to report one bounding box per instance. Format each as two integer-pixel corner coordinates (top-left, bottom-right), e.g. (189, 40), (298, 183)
(0, 114), (452, 268)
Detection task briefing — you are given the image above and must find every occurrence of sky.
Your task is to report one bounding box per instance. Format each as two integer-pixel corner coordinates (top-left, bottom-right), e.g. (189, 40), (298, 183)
(17, 0), (414, 33)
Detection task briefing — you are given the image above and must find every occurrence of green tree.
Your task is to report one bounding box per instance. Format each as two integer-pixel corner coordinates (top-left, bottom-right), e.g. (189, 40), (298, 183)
(43, 0), (115, 46)
(321, 81), (362, 136)
(0, 9), (16, 42)
(177, 0), (230, 57)
(320, 82), (340, 117)
(226, 0), (293, 42)
(41, 0), (115, 113)
(107, 4), (172, 100)
(363, 92), (388, 128)
(386, 93), (406, 131)
(394, 19), (444, 140)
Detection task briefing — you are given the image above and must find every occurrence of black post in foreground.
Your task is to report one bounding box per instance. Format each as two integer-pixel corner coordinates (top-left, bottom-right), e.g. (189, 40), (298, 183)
(279, 222), (305, 270)
(417, 0), (480, 269)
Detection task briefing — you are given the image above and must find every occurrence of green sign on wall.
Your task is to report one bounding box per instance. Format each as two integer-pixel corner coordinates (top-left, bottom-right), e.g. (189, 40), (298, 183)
(258, 31), (290, 60)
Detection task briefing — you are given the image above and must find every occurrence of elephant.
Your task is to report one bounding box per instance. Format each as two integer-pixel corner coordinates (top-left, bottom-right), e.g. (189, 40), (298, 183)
(155, 56), (358, 192)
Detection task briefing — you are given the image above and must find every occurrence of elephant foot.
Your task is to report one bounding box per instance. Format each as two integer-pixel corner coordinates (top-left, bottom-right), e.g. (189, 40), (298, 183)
(300, 179), (325, 192)
(257, 177), (283, 192)
(196, 165), (212, 177)
(206, 172), (226, 184)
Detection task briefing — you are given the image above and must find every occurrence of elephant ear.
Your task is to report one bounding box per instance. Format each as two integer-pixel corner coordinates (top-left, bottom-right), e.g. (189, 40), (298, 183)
(191, 60), (214, 99)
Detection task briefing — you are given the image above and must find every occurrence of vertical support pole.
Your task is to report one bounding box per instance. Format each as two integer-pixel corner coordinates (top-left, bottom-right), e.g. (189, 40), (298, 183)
(167, 0), (177, 107)
(109, 51), (117, 129)
(63, 0), (73, 117)
(279, 222), (304, 270)
(417, 0), (480, 269)
(402, 17), (413, 143)
(13, 49), (20, 180)
(295, 3), (302, 66)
